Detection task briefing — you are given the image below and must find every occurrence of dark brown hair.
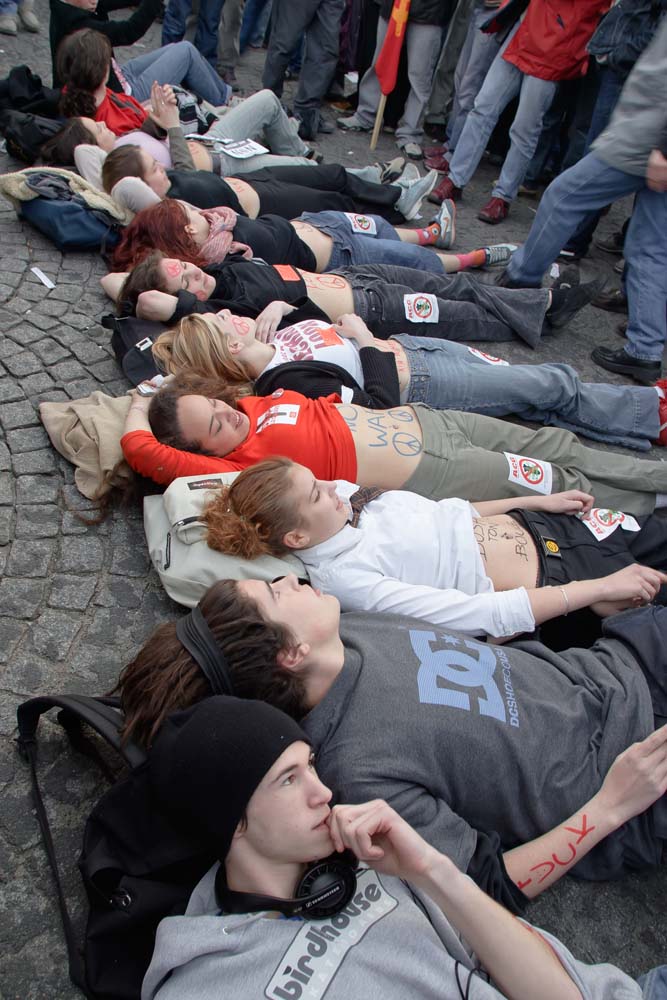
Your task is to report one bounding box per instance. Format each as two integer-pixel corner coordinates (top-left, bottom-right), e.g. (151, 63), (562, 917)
(118, 580), (307, 747)
(40, 118), (95, 165)
(102, 144), (146, 194)
(118, 250), (168, 314)
(57, 29), (113, 118)
(204, 458), (300, 559)
(148, 372), (241, 453)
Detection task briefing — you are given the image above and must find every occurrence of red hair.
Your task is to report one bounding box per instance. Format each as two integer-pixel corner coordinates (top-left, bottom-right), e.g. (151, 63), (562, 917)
(112, 199), (208, 270)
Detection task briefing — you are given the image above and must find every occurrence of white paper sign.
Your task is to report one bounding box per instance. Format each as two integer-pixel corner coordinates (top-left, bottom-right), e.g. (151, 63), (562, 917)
(256, 403), (301, 433)
(345, 212), (377, 235)
(403, 293), (440, 323)
(467, 347), (509, 366)
(504, 452), (554, 495)
(580, 508), (641, 540)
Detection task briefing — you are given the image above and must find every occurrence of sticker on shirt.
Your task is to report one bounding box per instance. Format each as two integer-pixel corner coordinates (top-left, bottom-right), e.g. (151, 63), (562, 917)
(580, 507), (641, 540)
(467, 347), (509, 366)
(403, 293), (439, 323)
(264, 869), (398, 1000)
(344, 212), (377, 235)
(272, 389), (284, 398)
(256, 403), (301, 433)
(187, 477), (226, 491)
(273, 264), (301, 281)
(504, 452), (553, 495)
(274, 320), (343, 363)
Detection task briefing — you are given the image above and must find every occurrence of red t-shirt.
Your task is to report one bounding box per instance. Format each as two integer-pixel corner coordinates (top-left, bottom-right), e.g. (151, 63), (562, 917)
(121, 391), (357, 486)
(96, 88), (147, 136)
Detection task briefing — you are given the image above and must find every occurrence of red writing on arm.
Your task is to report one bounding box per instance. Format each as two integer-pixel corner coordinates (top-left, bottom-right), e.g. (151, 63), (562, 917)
(521, 815), (597, 887)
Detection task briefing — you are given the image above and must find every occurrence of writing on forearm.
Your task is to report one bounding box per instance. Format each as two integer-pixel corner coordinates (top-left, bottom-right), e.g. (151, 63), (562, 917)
(514, 814), (597, 892)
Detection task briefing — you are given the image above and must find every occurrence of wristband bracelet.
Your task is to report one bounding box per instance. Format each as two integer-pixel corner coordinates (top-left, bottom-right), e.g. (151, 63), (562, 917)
(559, 586), (570, 616)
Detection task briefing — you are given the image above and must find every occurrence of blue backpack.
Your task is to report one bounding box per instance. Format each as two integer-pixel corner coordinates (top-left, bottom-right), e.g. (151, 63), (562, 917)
(19, 197), (121, 252)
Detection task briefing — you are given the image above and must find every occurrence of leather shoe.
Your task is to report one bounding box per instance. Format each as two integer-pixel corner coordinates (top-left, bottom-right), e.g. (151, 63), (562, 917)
(590, 345), (661, 385)
(591, 286), (628, 313)
(424, 152), (450, 172)
(427, 175), (462, 205)
(477, 196), (510, 224)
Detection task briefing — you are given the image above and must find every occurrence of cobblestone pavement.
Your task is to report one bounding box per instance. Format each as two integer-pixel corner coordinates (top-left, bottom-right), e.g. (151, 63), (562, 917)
(0, 5), (666, 997)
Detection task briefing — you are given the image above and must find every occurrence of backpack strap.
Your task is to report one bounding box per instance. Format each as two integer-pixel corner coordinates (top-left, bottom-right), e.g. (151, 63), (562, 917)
(15, 695), (148, 996)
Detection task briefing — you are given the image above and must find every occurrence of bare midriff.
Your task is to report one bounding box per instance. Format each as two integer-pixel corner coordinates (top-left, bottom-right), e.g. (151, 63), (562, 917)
(223, 177), (261, 218)
(472, 515), (540, 591)
(371, 337), (411, 393)
(289, 220), (334, 272)
(334, 403), (424, 489)
(299, 271), (355, 319)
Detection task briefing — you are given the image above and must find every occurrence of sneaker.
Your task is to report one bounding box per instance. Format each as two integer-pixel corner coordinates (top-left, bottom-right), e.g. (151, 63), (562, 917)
(478, 196), (510, 224)
(654, 378), (667, 445)
(594, 229), (625, 255)
(591, 345), (662, 386)
(432, 199), (456, 249)
(428, 175), (462, 205)
(394, 162), (421, 188)
(374, 155), (405, 184)
(337, 113), (371, 132)
(400, 141), (423, 160)
(480, 243), (518, 269)
(547, 278), (603, 330)
(395, 169), (439, 220)
(424, 152), (450, 172)
(0, 12), (17, 32)
(17, 0), (39, 30)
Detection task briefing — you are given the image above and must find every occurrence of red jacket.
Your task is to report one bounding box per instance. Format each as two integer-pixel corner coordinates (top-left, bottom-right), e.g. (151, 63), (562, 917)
(503, 0), (611, 80)
(95, 88), (147, 136)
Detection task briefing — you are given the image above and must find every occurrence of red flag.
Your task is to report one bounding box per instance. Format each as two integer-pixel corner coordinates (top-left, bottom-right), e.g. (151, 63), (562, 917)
(375, 0), (412, 96)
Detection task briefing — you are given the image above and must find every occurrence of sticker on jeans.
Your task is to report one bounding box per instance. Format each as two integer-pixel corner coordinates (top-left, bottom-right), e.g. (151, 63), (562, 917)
(403, 293), (439, 323)
(344, 212), (377, 235)
(256, 403), (301, 433)
(504, 452), (553, 495)
(467, 347), (509, 366)
(580, 507), (641, 540)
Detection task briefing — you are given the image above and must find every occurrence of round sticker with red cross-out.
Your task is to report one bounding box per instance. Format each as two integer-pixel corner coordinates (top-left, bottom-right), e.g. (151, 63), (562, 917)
(504, 452), (553, 495)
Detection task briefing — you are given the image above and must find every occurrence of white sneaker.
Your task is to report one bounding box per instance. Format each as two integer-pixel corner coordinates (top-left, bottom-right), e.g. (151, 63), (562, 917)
(432, 198), (456, 249)
(480, 243), (518, 268)
(395, 169), (439, 220)
(18, 0), (39, 31)
(337, 113), (371, 132)
(394, 162), (421, 189)
(0, 12), (17, 33)
(400, 141), (423, 160)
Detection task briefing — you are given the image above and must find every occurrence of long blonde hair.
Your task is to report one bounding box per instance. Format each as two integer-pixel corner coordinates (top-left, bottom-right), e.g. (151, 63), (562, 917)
(204, 458), (302, 559)
(152, 313), (254, 394)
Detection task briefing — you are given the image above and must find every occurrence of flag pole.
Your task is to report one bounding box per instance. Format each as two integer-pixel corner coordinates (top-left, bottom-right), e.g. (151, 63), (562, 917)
(370, 94), (387, 151)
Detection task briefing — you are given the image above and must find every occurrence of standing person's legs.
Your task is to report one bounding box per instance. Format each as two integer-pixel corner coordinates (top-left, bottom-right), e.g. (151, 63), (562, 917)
(162, 0), (191, 45)
(403, 406), (667, 513)
(503, 154), (645, 287)
(261, 0), (318, 97)
(396, 334), (660, 449)
(447, 37), (523, 190)
(394, 23), (443, 147)
(448, 3), (499, 150)
(294, 0), (345, 119)
(350, 16), (389, 126)
(195, 0), (227, 66)
(492, 75), (557, 202)
(218, 0), (245, 73)
(122, 41), (231, 105)
(619, 187), (667, 364)
(240, 0), (270, 50)
(206, 89), (310, 155)
(345, 263), (550, 345)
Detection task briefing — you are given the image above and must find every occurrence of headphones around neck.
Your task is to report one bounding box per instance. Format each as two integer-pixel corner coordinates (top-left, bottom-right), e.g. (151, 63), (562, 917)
(215, 851), (358, 919)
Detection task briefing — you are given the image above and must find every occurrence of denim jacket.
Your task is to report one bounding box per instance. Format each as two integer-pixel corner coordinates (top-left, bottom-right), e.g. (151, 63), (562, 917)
(588, 0), (667, 79)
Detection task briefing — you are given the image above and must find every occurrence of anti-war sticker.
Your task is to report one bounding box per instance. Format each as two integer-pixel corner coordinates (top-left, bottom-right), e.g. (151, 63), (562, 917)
(504, 452), (553, 495)
(403, 293), (439, 323)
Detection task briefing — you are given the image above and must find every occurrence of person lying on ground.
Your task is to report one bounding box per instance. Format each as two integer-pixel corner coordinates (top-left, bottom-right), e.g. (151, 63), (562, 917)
(151, 310), (667, 452)
(120, 585), (667, 908)
(104, 251), (598, 349)
(121, 371), (667, 514)
(111, 198), (507, 276)
(143, 694), (664, 999)
(202, 457), (667, 641)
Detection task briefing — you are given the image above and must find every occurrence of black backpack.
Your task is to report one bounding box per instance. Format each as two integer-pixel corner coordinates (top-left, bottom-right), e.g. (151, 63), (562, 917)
(102, 314), (165, 386)
(0, 109), (63, 164)
(17, 695), (216, 1000)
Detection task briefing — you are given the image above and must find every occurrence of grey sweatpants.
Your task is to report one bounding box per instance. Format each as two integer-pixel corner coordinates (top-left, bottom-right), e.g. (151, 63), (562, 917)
(343, 264), (550, 346)
(404, 405), (667, 515)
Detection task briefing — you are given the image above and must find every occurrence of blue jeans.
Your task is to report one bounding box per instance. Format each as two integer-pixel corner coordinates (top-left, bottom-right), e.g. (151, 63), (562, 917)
(299, 211), (445, 274)
(0, 0), (17, 13)
(639, 966), (667, 999)
(122, 41), (231, 105)
(395, 335), (659, 450)
(449, 25), (558, 200)
(506, 153), (667, 362)
(161, 0), (227, 67)
(447, 1), (499, 152)
(240, 0), (270, 50)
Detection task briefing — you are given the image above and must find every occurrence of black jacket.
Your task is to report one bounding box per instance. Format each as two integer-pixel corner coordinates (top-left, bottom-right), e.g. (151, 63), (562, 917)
(588, 0), (667, 80)
(253, 348), (401, 409)
(50, 0), (161, 89)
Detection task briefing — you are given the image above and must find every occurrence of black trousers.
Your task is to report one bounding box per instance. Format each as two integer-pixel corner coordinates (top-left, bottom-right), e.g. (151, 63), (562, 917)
(512, 508), (667, 652)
